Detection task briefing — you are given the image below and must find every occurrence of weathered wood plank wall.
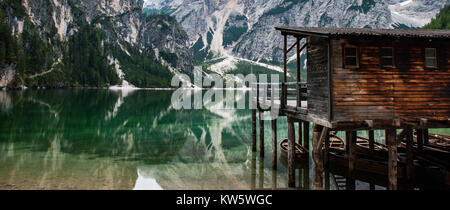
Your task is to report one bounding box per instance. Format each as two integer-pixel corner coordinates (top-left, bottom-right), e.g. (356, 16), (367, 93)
(331, 37), (450, 122)
(307, 36), (330, 121)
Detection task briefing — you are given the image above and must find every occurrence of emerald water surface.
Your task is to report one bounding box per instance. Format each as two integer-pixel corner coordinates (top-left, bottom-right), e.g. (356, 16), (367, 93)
(0, 89), (448, 190)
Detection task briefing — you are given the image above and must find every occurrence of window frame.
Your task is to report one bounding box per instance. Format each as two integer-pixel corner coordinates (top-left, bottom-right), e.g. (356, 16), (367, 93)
(343, 45), (359, 69)
(380, 47), (395, 68)
(425, 48), (438, 69)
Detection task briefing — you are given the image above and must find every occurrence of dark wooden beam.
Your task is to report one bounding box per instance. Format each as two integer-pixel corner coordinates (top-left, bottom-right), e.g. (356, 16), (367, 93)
(417, 129), (423, 150)
(324, 132), (330, 167)
(259, 111), (265, 157)
(251, 153), (256, 189)
(386, 129), (398, 190)
(259, 154), (264, 188)
(296, 37), (302, 107)
(271, 119), (277, 169)
(303, 121), (310, 151)
(287, 41), (297, 54)
(369, 130), (375, 151)
(313, 124), (324, 190)
(298, 121), (303, 145)
(423, 129), (429, 145)
(283, 34), (287, 83)
(346, 131), (356, 190)
(287, 119), (296, 188)
(405, 128), (414, 180)
(252, 109), (257, 152)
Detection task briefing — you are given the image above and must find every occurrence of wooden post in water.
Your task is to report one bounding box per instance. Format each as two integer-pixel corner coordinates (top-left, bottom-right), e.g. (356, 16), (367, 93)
(252, 109), (257, 152)
(287, 118), (296, 188)
(417, 129), (423, 150)
(259, 111), (265, 157)
(324, 131), (330, 167)
(313, 124), (324, 190)
(303, 121), (310, 151)
(251, 153), (256, 189)
(272, 169), (277, 190)
(386, 129), (398, 190)
(303, 158), (310, 189)
(423, 129), (429, 145)
(346, 131), (356, 190)
(259, 155), (264, 189)
(406, 128), (414, 180)
(298, 121), (303, 145)
(271, 119), (277, 169)
(369, 130), (375, 151)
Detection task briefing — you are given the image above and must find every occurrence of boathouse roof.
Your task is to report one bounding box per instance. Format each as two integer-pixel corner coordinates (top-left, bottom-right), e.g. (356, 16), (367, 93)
(275, 26), (450, 39)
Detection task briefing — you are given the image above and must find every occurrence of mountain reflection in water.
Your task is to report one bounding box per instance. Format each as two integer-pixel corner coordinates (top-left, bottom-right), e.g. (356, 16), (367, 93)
(0, 89), (448, 190)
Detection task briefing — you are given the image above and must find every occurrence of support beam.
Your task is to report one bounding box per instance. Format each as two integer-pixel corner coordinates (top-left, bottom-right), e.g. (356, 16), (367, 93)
(252, 109), (257, 152)
(313, 124), (324, 190)
(259, 155), (264, 189)
(296, 37), (301, 107)
(286, 41), (297, 54)
(259, 111), (265, 157)
(251, 153), (256, 189)
(386, 129), (398, 190)
(283, 34), (287, 83)
(272, 169), (277, 190)
(346, 131), (356, 190)
(423, 129), (429, 145)
(303, 122), (310, 151)
(316, 127), (330, 152)
(303, 160), (310, 189)
(298, 121), (303, 145)
(406, 128), (414, 180)
(287, 119), (296, 188)
(324, 132), (330, 167)
(271, 119), (277, 169)
(369, 130), (375, 151)
(417, 129), (423, 150)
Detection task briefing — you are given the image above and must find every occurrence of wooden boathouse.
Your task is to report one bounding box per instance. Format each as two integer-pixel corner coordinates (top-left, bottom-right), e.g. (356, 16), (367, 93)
(252, 27), (450, 190)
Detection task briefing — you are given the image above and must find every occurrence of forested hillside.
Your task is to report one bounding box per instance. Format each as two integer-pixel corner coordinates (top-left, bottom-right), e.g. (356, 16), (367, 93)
(423, 4), (450, 29)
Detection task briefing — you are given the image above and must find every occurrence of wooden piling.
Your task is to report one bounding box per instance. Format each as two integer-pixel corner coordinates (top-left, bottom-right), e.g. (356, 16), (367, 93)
(406, 128), (414, 180)
(386, 129), (398, 190)
(417, 129), (423, 150)
(346, 131), (356, 190)
(287, 119), (296, 188)
(272, 169), (277, 189)
(423, 129), (429, 145)
(298, 121), (303, 145)
(252, 109), (257, 152)
(324, 131), (330, 167)
(369, 130), (375, 151)
(271, 119), (277, 169)
(313, 124), (324, 190)
(259, 111), (264, 157)
(259, 156), (264, 189)
(251, 153), (256, 189)
(303, 121), (310, 151)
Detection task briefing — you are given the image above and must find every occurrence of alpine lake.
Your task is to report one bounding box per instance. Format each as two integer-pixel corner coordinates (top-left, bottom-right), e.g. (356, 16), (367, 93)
(0, 89), (448, 190)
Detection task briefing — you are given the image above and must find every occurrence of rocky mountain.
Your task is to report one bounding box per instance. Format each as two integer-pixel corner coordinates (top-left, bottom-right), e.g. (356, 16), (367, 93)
(0, 0), (193, 89)
(145, 0), (449, 64)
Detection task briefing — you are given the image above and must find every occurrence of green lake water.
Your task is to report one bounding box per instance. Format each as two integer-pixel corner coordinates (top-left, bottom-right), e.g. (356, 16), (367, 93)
(0, 89), (448, 190)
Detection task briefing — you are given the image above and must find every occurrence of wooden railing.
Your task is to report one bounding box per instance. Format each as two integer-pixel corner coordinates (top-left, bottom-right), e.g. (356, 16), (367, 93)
(253, 82), (307, 110)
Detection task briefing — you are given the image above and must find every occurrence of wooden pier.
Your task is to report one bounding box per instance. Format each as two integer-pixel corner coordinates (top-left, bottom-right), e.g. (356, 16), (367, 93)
(251, 27), (450, 190)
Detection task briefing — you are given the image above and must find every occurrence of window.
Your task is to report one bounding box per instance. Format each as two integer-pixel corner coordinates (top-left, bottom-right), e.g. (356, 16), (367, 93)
(425, 48), (437, 68)
(344, 46), (358, 67)
(381, 47), (394, 67)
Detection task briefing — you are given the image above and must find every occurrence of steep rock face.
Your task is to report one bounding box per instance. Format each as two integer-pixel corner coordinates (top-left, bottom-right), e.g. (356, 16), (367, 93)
(142, 14), (193, 71)
(145, 0), (449, 63)
(0, 0), (193, 88)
